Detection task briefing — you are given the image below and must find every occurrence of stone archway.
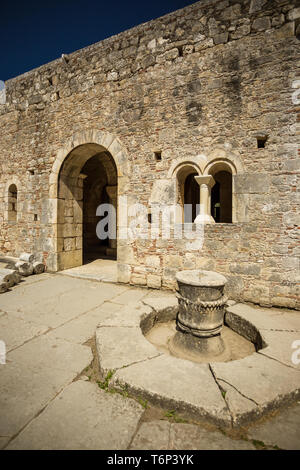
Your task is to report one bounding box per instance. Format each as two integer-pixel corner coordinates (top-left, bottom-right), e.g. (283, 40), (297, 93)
(47, 130), (129, 272)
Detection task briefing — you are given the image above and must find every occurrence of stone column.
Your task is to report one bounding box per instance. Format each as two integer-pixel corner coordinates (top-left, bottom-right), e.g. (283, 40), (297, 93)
(105, 185), (118, 257)
(194, 175), (215, 224)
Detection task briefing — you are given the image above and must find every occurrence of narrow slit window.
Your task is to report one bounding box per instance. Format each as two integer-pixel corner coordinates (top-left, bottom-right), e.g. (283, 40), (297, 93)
(8, 184), (18, 222)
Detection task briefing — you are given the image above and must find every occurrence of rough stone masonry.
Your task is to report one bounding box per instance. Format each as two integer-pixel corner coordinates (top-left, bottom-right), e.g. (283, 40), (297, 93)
(0, 0), (299, 309)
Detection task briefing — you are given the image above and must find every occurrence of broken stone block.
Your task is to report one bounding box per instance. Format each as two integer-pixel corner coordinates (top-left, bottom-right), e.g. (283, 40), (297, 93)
(15, 261), (34, 277)
(19, 253), (35, 263)
(0, 268), (21, 286)
(32, 262), (45, 275)
(0, 282), (8, 293)
(0, 271), (15, 288)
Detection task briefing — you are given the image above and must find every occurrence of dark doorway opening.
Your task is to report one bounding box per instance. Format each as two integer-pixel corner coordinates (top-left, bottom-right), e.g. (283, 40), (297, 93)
(184, 172), (200, 223)
(211, 171), (232, 223)
(82, 153), (117, 264)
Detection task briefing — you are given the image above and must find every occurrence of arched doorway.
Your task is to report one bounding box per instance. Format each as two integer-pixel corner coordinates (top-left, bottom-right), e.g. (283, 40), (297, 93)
(57, 143), (117, 270)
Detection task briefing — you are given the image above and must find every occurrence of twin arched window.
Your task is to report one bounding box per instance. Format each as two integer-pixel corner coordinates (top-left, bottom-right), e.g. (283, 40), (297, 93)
(178, 165), (233, 224)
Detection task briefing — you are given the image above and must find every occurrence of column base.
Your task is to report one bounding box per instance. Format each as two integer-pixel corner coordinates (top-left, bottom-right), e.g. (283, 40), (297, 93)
(194, 213), (215, 224)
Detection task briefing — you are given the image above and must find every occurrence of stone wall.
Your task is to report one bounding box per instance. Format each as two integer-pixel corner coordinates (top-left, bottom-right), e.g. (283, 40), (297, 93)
(0, 0), (299, 308)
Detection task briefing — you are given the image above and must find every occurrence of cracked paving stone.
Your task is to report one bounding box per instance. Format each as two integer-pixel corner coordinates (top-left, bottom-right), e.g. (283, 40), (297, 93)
(247, 402), (300, 450)
(130, 421), (171, 450)
(112, 355), (231, 427)
(0, 314), (48, 351)
(259, 330), (300, 369)
(169, 423), (256, 450)
(6, 380), (144, 450)
(0, 337), (92, 436)
(211, 353), (300, 415)
(227, 304), (300, 332)
(96, 326), (161, 374)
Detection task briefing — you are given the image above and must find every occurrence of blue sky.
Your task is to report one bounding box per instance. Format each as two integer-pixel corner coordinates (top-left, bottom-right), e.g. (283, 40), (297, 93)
(2, 0), (197, 81)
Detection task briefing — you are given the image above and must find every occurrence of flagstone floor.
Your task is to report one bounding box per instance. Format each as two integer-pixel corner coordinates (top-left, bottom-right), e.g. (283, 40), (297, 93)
(0, 273), (299, 450)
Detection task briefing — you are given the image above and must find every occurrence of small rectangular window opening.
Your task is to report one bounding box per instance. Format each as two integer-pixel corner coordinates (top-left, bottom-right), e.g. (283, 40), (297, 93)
(154, 151), (162, 161)
(257, 137), (267, 148)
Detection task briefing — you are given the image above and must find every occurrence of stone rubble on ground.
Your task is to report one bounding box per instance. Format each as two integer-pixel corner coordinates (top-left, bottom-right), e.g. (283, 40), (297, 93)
(0, 253), (45, 293)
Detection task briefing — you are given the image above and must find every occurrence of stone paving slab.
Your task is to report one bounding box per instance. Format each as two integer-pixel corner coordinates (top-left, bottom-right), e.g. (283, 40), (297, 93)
(247, 403), (300, 450)
(227, 304), (300, 332)
(217, 379), (259, 426)
(7, 334), (92, 373)
(169, 423), (255, 450)
(46, 307), (122, 345)
(0, 276), (128, 328)
(0, 275), (87, 313)
(96, 326), (161, 375)
(130, 421), (170, 450)
(259, 330), (300, 369)
(0, 437), (10, 450)
(6, 380), (144, 450)
(0, 338), (92, 437)
(112, 355), (231, 427)
(142, 292), (178, 321)
(96, 301), (152, 328)
(0, 313), (48, 351)
(211, 353), (300, 417)
(130, 421), (256, 450)
(111, 288), (149, 305)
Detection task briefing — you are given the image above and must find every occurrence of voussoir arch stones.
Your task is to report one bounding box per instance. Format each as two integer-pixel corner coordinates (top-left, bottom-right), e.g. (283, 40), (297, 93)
(96, 296), (300, 429)
(49, 129), (130, 198)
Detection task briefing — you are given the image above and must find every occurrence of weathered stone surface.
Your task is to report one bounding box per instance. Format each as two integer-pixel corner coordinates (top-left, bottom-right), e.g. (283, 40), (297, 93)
(248, 403), (300, 450)
(252, 16), (271, 32)
(112, 287), (148, 305)
(0, 274), (127, 328)
(97, 301), (152, 328)
(259, 330), (300, 369)
(32, 261), (45, 274)
(0, 314), (48, 351)
(15, 260), (33, 277)
(211, 354), (300, 414)
(169, 423), (255, 450)
(234, 174), (270, 194)
(112, 355), (231, 427)
(142, 291), (178, 321)
(19, 253), (34, 263)
(96, 326), (161, 374)
(287, 8), (300, 21)
(130, 421), (170, 450)
(0, 269), (16, 287)
(227, 303), (300, 333)
(0, 336), (92, 436)
(0, 282), (8, 293)
(217, 379), (260, 426)
(6, 381), (143, 450)
(249, 0), (267, 14)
